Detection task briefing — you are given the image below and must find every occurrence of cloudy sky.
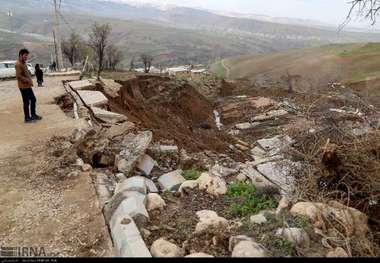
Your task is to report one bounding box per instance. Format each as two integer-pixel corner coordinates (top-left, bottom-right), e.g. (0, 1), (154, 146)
(115, 0), (377, 28)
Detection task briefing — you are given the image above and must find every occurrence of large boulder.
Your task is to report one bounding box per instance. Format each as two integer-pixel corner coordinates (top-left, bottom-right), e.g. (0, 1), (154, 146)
(150, 239), (184, 258)
(178, 180), (199, 196)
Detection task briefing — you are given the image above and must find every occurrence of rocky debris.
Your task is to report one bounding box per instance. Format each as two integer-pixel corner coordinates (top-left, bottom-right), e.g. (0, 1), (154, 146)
(136, 155), (156, 176)
(158, 170), (186, 191)
(104, 122), (136, 139)
(82, 163), (92, 172)
(185, 253), (214, 258)
(195, 210), (228, 234)
(276, 196), (290, 215)
(251, 147), (267, 159)
(69, 79), (94, 90)
(110, 191), (149, 226)
(256, 161), (300, 195)
(115, 173), (126, 182)
(158, 145), (179, 153)
(150, 238), (184, 258)
(145, 193), (166, 211)
(93, 173), (114, 208)
(100, 78), (122, 99)
(145, 179), (159, 193)
(256, 135), (294, 154)
(178, 180), (199, 196)
(77, 90), (109, 108)
(250, 213), (268, 225)
(110, 214), (152, 257)
(235, 122), (259, 130)
(229, 235), (254, 252)
(197, 173), (227, 196)
(231, 240), (268, 258)
(214, 110), (223, 130)
(252, 109), (288, 122)
(91, 107), (127, 124)
(275, 228), (310, 248)
(117, 131), (153, 175)
(67, 171), (80, 178)
(210, 164), (239, 177)
(326, 247), (349, 258)
(290, 201), (369, 237)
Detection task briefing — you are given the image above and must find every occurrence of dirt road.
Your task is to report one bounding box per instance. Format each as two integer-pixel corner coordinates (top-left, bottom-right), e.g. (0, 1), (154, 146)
(0, 77), (113, 257)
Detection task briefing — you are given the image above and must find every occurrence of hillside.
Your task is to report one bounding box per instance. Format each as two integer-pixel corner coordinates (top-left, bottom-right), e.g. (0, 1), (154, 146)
(1, 0), (380, 66)
(212, 43), (380, 84)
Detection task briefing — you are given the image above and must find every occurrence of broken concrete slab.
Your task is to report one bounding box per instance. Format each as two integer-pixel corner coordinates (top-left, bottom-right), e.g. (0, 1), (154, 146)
(77, 90), (109, 107)
(256, 161), (300, 195)
(91, 107), (127, 124)
(136, 155), (156, 176)
(235, 122), (259, 130)
(256, 135), (294, 154)
(117, 131), (153, 175)
(145, 178), (159, 193)
(158, 170), (185, 191)
(93, 173), (113, 209)
(69, 79), (94, 90)
(115, 176), (149, 195)
(101, 78), (122, 99)
(159, 145), (179, 153)
(110, 214), (152, 257)
(105, 122), (136, 139)
(252, 109), (288, 122)
(110, 191), (149, 226)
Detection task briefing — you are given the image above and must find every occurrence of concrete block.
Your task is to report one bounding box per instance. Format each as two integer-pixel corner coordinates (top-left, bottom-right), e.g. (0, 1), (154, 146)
(77, 90), (108, 107)
(136, 155), (156, 176)
(110, 215), (152, 257)
(69, 79), (94, 90)
(115, 176), (148, 195)
(91, 107), (127, 124)
(158, 170), (185, 191)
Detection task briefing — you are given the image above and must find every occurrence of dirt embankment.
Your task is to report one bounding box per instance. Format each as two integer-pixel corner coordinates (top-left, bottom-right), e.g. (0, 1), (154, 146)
(107, 75), (236, 154)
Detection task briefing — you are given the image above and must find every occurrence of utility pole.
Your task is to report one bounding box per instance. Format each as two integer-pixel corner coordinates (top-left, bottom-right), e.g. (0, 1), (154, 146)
(53, 0), (64, 71)
(7, 10), (13, 32)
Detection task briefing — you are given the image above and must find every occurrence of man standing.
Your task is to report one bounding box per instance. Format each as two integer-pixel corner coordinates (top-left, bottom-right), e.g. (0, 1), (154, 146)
(16, 49), (43, 123)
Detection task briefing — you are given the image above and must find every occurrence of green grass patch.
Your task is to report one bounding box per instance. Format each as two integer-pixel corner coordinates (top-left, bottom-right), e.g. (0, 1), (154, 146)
(210, 61), (227, 78)
(227, 182), (277, 217)
(275, 238), (296, 256)
(182, 169), (201, 180)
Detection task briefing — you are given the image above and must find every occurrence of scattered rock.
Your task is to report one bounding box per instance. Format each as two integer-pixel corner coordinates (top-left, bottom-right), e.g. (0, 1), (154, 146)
(276, 196), (290, 215)
(195, 210), (228, 234)
(115, 173), (126, 182)
(252, 109), (288, 122)
(229, 235), (254, 252)
(185, 253), (214, 258)
(197, 173), (227, 196)
(105, 122), (136, 139)
(250, 213), (267, 225)
(75, 158), (85, 167)
(326, 247), (349, 258)
(231, 241), (267, 257)
(236, 173), (247, 182)
(275, 228), (310, 248)
(82, 163), (92, 172)
(210, 164), (238, 177)
(178, 180), (199, 196)
(115, 176), (149, 195)
(67, 171), (80, 178)
(145, 193), (166, 211)
(150, 238), (184, 258)
(159, 145), (179, 153)
(158, 170), (186, 191)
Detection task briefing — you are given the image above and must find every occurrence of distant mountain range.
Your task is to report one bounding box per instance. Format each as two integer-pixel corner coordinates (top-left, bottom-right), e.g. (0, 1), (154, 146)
(1, 0), (380, 66)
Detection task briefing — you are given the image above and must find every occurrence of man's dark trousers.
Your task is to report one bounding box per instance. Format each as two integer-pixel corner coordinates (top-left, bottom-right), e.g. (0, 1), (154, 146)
(19, 88), (36, 120)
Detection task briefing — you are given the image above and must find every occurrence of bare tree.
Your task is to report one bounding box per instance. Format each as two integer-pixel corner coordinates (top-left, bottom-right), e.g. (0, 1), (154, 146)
(62, 32), (81, 66)
(129, 56), (135, 71)
(88, 22), (112, 80)
(140, 53), (153, 73)
(345, 0), (380, 26)
(106, 44), (123, 70)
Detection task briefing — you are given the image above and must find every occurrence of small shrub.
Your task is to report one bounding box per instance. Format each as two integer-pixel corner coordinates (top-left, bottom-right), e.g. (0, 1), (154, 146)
(227, 182), (278, 217)
(182, 169), (201, 180)
(275, 238), (296, 256)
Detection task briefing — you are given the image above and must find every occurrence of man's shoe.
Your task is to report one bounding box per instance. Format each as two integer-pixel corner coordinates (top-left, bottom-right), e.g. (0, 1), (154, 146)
(31, 115), (43, 121)
(25, 118), (36, 123)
